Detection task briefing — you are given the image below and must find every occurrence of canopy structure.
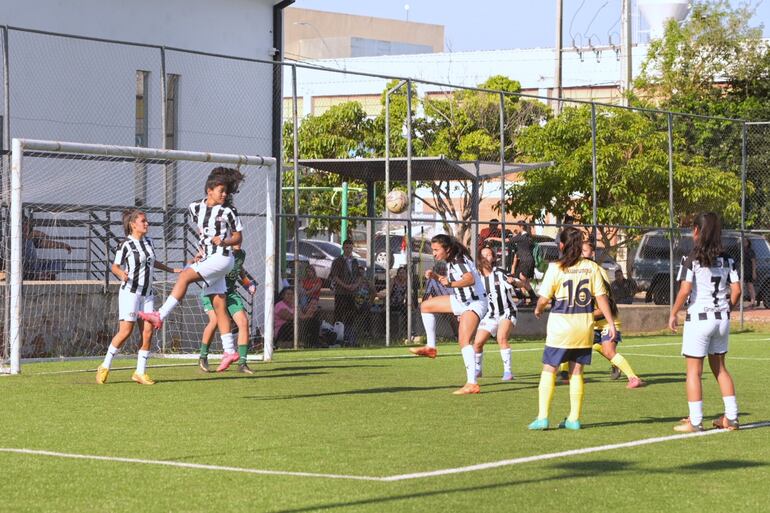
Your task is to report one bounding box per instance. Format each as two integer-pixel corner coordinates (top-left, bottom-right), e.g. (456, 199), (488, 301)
(297, 157), (552, 183)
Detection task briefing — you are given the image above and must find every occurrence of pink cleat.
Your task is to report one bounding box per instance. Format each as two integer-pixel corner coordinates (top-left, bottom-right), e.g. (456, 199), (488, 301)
(216, 351), (240, 372)
(627, 377), (645, 389)
(137, 311), (163, 330)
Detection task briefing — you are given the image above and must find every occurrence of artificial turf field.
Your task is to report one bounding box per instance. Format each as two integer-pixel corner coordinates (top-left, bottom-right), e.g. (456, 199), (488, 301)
(1, 332), (769, 513)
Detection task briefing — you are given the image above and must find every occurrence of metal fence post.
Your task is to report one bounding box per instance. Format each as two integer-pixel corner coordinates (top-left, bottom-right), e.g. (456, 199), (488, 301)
(406, 79), (413, 344)
(499, 92), (507, 272)
(740, 122), (747, 329)
(590, 103), (598, 242)
(2, 26), (11, 365)
(291, 64), (300, 350)
(667, 113), (675, 310)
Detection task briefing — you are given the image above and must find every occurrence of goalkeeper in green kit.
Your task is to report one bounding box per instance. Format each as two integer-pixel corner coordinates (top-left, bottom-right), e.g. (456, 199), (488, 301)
(198, 244), (257, 374)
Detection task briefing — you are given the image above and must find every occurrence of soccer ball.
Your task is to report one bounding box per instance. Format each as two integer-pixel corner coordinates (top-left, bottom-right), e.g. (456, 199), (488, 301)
(386, 190), (408, 214)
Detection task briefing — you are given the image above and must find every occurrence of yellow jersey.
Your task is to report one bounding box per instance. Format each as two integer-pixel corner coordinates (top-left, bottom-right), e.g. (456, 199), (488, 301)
(594, 267), (621, 332)
(538, 258), (609, 348)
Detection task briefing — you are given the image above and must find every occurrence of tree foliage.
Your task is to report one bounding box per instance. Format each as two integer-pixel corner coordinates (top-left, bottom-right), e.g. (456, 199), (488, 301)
(510, 105), (748, 253)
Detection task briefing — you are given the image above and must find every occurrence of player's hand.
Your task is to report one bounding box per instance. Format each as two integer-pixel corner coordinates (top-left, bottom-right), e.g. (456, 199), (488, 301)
(211, 236), (223, 246)
(248, 284), (257, 295)
(605, 323), (617, 343)
(534, 307), (543, 319)
(425, 270), (436, 280)
(668, 314), (678, 332)
(120, 272), (128, 283)
(438, 275), (450, 287)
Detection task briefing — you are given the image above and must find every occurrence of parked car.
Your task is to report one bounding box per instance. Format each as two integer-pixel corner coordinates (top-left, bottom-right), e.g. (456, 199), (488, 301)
(532, 241), (621, 281)
(373, 233), (435, 273)
(632, 229), (770, 305)
(286, 239), (386, 287)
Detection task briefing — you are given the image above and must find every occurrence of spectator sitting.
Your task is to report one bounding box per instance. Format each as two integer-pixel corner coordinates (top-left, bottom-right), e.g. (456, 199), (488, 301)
(421, 262), (458, 337)
(610, 269), (637, 304)
(273, 287), (320, 348)
(378, 266), (419, 339)
(301, 265), (323, 302)
(22, 217), (72, 280)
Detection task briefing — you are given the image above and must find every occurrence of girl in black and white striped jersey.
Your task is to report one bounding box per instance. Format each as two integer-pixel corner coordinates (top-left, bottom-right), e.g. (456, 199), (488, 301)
(410, 234), (488, 395)
(473, 245), (527, 382)
(138, 171), (244, 374)
(96, 209), (180, 386)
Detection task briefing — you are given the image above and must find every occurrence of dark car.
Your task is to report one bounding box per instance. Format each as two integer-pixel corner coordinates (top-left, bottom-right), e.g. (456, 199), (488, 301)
(632, 229), (770, 305)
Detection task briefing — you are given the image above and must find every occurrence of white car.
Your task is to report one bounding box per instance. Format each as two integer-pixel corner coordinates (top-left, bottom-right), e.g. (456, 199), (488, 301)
(286, 239), (386, 287)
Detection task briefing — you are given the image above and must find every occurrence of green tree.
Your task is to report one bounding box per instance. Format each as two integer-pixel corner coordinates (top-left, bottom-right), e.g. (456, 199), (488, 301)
(634, 0), (770, 226)
(281, 101), (376, 237)
(510, 105), (748, 254)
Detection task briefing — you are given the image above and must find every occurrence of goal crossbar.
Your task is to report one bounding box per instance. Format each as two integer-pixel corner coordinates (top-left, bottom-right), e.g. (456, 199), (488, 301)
(7, 138), (278, 374)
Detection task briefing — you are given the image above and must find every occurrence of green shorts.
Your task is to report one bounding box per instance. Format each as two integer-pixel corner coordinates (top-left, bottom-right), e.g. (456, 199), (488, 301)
(201, 291), (245, 316)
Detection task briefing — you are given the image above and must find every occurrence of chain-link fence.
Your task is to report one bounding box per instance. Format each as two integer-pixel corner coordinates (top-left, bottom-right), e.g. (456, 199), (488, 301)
(1, 26), (768, 361)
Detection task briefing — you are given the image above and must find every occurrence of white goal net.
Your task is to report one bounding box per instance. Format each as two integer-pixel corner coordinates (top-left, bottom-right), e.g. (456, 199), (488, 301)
(3, 139), (277, 374)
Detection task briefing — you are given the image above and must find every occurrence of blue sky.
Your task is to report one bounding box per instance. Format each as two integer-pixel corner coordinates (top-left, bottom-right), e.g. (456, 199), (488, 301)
(292, 0), (770, 51)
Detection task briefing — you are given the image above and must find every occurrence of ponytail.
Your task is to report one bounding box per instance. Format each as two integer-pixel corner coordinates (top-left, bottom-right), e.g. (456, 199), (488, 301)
(558, 226), (584, 270)
(122, 209), (144, 237)
(690, 212), (722, 268)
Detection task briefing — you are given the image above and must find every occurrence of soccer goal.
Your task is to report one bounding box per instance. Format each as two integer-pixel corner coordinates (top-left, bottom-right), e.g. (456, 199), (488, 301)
(4, 139), (278, 374)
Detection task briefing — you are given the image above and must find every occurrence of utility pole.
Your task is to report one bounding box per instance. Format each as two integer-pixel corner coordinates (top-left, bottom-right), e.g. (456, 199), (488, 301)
(554, 0), (563, 114)
(620, 0), (633, 106)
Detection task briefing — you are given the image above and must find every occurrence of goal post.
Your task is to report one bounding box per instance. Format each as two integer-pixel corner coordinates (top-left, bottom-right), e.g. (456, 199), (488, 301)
(7, 139), (277, 374)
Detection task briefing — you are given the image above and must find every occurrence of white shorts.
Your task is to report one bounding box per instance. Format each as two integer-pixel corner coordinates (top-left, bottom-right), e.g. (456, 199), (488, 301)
(478, 313), (517, 337)
(681, 316), (730, 357)
(191, 253), (234, 296)
(450, 295), (488, 320)
(119, 288), (155, 322)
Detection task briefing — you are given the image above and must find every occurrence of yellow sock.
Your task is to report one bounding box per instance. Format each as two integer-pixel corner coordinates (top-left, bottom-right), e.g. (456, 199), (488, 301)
(610, 353), (637, 379)
(537, 371), (556, 419)
(567, 373), (584, 422)
(558, 362), (569, 373)
(593, 343), (603, 353)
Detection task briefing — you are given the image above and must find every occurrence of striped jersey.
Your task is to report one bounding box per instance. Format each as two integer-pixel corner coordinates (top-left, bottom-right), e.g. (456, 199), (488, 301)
(538, 258), (608, 348)
(677, 254), (738, 315)
(189, 200), (243, 258)
(593, 267), (621, 331)
(113, 235), (155, 296)
(483, 267), (517, 319)
(446, 256), (486, 304)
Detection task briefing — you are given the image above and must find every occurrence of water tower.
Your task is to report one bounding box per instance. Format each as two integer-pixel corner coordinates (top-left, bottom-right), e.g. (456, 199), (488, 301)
(638, 0), (690, 39)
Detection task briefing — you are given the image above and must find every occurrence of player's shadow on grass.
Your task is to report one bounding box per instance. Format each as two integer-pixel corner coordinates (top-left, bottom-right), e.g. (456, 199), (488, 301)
(579, 413), (752, 429)
(155, 371), (328, 384)
(270, 459), (636, 513)
(244, 384), (463, 401)
(265, 364), (386, 372)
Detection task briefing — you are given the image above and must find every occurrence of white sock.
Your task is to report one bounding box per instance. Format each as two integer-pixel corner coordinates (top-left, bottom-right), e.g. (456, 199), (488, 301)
(421, 313), (437, 348)
(475, 351), (484, 375)
(221, 332), (236, 353)
(461, 345), (476, 384)
(158, 296), (179, 320)
(688, 401), (703, 426)
(722, 395), (738, 420)
(500, 348), (512, 373)
(102, 344), (120, 369)
(136, 349), (150, 375)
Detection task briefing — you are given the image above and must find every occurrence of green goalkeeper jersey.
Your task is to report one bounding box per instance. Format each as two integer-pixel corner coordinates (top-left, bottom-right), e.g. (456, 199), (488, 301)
(226, 249), (246, 293)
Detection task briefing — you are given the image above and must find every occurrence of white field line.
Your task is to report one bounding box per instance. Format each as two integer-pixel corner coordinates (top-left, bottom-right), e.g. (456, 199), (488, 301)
(380, 421), (770, 482)
(0, 448), (381, 481)
(2, 421), (768, 482)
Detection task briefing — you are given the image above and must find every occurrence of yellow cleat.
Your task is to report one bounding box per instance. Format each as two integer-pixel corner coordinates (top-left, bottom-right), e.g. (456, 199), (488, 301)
(96, 365), (110, 385)
(131, 373), (156, 385)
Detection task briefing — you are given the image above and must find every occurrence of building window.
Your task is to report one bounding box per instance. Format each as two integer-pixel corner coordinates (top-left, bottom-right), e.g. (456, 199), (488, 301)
(134, 71), (149, 206)
(165, 74), (179, 150)
(135, 71), (149, 147)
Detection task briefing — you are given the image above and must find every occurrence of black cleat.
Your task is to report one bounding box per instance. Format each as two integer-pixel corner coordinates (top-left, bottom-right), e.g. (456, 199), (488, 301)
(198, 357), (210, 373)
(610, 365), (622, 380)
(237, 363), (254, 375)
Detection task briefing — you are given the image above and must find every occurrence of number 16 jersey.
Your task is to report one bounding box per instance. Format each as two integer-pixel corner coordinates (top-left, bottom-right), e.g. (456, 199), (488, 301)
(538, 258), (608, 349)
(677, 254), (738, 315)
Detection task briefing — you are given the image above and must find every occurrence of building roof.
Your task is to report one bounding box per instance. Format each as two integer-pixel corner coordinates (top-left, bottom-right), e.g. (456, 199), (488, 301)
(298, 157), (552, 182)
